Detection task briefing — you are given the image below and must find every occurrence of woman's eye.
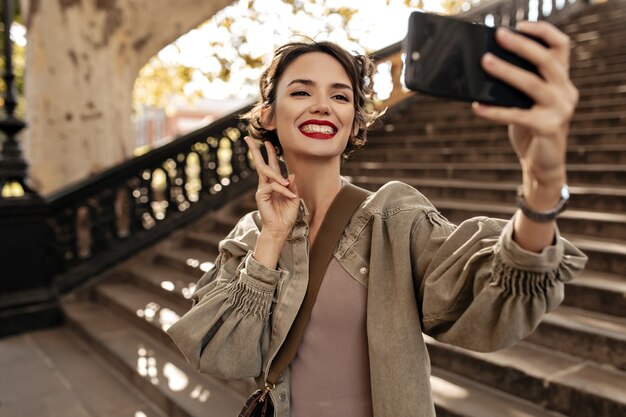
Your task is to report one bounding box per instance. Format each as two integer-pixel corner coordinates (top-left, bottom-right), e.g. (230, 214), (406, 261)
(333, 94), (350, 102)
(290, 91), (309, 96)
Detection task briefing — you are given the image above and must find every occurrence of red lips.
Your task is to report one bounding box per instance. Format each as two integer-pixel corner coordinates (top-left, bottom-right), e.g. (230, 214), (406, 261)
(298, 119), (338, 140)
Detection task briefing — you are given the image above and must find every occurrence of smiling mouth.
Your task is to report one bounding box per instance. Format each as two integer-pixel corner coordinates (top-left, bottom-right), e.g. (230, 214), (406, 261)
(298, 121), (338, 140)
(300, 124), (335, 134)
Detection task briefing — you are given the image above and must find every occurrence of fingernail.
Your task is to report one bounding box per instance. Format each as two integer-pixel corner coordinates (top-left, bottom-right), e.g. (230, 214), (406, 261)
(483, 52), (495, 64)
(497, 27), (511, 38)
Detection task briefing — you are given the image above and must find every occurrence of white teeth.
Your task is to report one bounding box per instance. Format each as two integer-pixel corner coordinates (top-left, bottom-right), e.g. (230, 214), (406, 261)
(301, 124), (335, 134)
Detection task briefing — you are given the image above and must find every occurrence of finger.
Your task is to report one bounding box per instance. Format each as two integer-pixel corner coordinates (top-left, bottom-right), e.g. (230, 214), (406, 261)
(264, 141), (282, 173)
(255, 143), (288, 186)
(495, 27), (568, 85)
(482, 52), (550, 104)
(259, 163), (290, 186)
(258, 182), (298, 199)
(286, 173), (298, 195)
(472, 102), (564, 137)
(244, 136), (269, 183)
(516, 21), (571, 69)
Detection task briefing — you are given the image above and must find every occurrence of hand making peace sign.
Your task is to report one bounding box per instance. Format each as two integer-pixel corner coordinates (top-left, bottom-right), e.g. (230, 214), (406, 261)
(244, 136), (301, 239)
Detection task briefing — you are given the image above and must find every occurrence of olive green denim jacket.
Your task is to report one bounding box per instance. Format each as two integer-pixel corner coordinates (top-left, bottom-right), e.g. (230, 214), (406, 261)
(166, 180), (587, 417)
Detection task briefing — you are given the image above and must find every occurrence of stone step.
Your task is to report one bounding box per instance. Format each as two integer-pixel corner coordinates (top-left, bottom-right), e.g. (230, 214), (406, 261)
(369, 126), (626, 147)
(0, 327), (165, 417)
(93, 280), (260, 397)
(563, 8), (626, 34)
(380, 110), (625, 134)
(342, 162), (626, 186)
(385, 94), (626, 121)
(365, 131), (624, 149)
(124, 260), (199, 307)
(349, 175), (626, 217)
(353, 143), (626, 164)
(563, 270), (626, 318)
(578, 84), (626, 100)
(570, 17), (626, 42)
(153, 246), (217, 277)
(573, 18), (626, 33)
(570, 25), (626, 46)
(183, 230), (224, 253)
(388, 96), (626, 124)
(572, 51), (626, 70)
(63, 301), (248, 417)
(424, 337), (626, 417)
(567, 234), (626, 276)
(573, 36), (626, 57)
(571, 60), (626, 79)
(431, 367), (569, 417)
(572, 70), (626, 89)
(572, 36), (626, 58)
(94, 281), (190, 351)
(527, 306), (626, 371)
(564, 8), (626, 30)
(574, 48), (626, 66)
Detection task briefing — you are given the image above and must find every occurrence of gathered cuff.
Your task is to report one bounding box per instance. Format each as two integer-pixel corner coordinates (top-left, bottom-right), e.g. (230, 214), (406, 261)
(226, 251), (287, 317)
(497, 214), (564, 272)
(490, 257), (561, 297)
(227, 276), (275, 318)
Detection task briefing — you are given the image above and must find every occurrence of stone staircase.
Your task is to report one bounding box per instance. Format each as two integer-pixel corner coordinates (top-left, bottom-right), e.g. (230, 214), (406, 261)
(10, 1), (623, 416)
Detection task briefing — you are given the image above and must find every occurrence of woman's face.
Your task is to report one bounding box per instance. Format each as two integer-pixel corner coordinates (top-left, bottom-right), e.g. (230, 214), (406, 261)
(264, 52), (356, 162)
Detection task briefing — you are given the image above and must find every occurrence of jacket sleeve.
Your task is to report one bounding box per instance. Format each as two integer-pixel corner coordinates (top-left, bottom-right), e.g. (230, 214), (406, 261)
(166, 213), (288, 379)
(411, 211), (588, 352)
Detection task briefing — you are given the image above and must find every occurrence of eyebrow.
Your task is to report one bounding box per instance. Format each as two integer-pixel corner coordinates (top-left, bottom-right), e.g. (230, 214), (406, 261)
(287, 78), (353, 92)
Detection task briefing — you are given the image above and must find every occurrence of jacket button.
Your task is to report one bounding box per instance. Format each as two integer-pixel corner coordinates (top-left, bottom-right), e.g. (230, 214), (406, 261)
(360, 267), (367, 274)
(279, 393), (287, 401)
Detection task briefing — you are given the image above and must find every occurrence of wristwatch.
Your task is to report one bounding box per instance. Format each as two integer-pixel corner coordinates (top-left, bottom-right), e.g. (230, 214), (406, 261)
(516, 184), (570, 222)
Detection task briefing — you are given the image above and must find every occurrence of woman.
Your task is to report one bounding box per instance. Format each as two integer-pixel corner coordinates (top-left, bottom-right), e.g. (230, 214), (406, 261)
(167, 21), (587, 417)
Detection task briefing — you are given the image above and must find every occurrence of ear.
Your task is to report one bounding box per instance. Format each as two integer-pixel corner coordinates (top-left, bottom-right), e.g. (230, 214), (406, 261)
(261, 105), (276, 131)
(352, 122), (359, 138)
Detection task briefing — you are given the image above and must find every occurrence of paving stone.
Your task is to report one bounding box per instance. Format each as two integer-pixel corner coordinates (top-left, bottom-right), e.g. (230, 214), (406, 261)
(27, 328), (163, 417)
(0, 391), (93, 417)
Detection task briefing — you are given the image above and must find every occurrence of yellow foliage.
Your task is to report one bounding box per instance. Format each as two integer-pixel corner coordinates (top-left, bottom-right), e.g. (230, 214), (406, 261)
(133, 56), (199, 111)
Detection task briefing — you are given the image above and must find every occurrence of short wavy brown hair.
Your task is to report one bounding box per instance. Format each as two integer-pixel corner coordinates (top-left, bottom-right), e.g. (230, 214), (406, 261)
(241, 39), (381, 160)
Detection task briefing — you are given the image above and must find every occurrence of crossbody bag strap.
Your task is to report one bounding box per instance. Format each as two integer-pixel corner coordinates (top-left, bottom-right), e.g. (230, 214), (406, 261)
(265, 183), (371, 386)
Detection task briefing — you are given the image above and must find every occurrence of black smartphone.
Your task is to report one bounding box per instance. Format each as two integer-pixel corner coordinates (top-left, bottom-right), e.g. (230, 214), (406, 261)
(403, 11), (546, 109)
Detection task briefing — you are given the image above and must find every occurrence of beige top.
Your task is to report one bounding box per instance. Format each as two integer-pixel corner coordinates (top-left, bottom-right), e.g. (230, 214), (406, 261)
(290, 257), (373, 417)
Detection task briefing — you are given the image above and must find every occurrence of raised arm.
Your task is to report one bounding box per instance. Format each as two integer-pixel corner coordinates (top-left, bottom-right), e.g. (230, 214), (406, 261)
(472, 21), (578, 252)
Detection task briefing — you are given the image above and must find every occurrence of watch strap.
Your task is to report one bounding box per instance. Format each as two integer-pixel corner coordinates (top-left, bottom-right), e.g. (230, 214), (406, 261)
(516, 184), (569, 222)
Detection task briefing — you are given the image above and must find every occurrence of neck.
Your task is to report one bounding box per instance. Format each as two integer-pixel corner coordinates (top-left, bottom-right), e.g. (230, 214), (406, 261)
(284, 155), (342, 226)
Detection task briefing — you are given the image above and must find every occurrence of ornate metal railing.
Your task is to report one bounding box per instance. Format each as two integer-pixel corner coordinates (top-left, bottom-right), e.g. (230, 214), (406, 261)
(45, 110), (256, 290)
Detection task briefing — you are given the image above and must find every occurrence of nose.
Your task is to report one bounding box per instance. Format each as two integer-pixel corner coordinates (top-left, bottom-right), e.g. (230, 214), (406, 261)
(309, 98), (331, 115)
